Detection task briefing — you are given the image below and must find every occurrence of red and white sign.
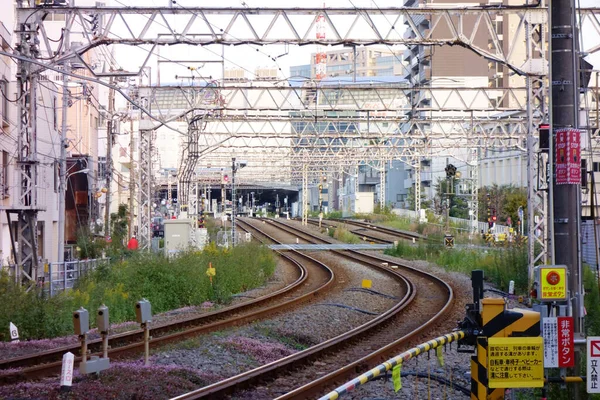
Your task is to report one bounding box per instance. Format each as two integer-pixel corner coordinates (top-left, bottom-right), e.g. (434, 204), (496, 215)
(557, 316), (574, 367)
(60, 352), (74, 388)
(555, 128), (581, 185)
(587, 337), (600, 393)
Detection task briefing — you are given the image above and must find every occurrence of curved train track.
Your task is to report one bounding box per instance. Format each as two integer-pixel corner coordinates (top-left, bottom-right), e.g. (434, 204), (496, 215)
(173, 218), (453, 399)
(305, 217), (425, 244)
(0, 224), (335, 383)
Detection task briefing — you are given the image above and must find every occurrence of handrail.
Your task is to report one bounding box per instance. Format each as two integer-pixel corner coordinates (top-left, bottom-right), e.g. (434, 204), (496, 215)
(319, 330), (467, 400)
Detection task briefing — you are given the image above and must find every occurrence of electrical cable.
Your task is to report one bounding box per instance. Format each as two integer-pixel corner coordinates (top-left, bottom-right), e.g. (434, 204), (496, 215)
(0, 49), (190, 137)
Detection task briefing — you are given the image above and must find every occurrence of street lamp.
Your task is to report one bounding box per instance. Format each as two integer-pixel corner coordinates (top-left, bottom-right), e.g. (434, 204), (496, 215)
(231, 158), (247, 246)
(58, 168), (90, 263)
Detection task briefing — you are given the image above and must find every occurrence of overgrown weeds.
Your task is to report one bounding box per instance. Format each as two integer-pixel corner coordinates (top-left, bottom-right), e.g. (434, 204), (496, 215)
(0, 243), (275, 341)
(386, 240), (529, 293)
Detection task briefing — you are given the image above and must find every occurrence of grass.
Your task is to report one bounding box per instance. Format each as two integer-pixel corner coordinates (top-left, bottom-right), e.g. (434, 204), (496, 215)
(329, 225), (361, 244)
(386, 238), (529, 293)
(0, 242), (276, 341)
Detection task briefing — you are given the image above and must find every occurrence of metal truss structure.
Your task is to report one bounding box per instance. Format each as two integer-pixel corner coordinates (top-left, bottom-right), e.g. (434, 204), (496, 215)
(11, 4), (600, 278)
(137, 121), (154, 251)
(14, 6), (596, 73)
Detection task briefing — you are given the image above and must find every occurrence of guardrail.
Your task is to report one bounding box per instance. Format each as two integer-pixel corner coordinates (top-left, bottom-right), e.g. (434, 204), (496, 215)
(318, 330), (467, 400)
(46, 258), (110, 297)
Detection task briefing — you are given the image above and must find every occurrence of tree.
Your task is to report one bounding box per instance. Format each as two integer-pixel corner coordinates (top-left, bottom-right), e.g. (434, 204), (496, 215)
(405, 186), (431, 211)
(478, 185), (527, 225)
(108, 204), (129, 255)
(433, 177), (469, 218)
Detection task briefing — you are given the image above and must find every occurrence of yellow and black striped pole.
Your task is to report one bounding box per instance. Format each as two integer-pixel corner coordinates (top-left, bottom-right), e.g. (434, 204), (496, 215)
(470, 297), (540, 399)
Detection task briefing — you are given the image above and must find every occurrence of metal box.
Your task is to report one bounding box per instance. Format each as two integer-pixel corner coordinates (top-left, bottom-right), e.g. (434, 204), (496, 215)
(164, 219), (192, 257)
(73, 307), (89, 336)
(135, 299), (152, 324)
(96, 305), (109, 333)
(533, 265), (568, 302)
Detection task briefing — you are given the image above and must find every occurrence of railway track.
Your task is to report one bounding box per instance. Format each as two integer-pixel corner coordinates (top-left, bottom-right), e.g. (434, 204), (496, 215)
(172, 218), (453, 399)
(306, 217), (425, 244)
(0, 224), (334, 383)
(304, 218), (390, 244)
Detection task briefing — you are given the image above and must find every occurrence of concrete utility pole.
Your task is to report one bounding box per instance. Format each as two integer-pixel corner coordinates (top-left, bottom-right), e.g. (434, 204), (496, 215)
(550, 0), (584, 388)
(104, 79), (115, 236)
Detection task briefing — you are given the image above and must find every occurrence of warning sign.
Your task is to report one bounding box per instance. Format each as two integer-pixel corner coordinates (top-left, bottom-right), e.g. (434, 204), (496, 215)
(543, 316), (574, 368)
(587, 337), (600, 393)
(488, 337), (544, 388)
(542, 317), (558, 368)
(558, 316), (574, 367)
(555, 128), (581, 185)
(539, 266), (567, 301)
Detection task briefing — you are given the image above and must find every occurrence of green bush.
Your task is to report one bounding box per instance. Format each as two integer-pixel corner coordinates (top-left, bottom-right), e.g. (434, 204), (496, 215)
(0, 243), (276, 341)
(332, 226), (361, 244)
(386, 241), (529, 293)
(327, 210), (343, 219)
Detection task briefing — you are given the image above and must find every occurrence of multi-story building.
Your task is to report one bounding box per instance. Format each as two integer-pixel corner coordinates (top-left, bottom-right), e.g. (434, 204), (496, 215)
(400, 0), (528, 207)
(39, 0), (106, 241)
(0, 19), (63, 268)
(292, 47), (404, 80)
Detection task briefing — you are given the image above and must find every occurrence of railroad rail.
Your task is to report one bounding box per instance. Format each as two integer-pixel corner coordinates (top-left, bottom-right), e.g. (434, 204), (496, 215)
(172, 217), (453, 399)
(329, 218), (426, 242)
(305, 217), (425, 244)
(0, 224), (334, 382)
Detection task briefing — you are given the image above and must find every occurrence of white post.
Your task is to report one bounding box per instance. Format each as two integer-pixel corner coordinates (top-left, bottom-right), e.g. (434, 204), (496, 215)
(60, 352), (75, 392)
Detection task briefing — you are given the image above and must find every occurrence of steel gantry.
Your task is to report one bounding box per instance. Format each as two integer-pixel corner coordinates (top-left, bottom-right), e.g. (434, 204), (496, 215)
(11, 3), (600, 278)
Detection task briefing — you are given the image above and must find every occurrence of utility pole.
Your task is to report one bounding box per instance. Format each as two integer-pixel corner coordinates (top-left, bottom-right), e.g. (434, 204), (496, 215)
(57, 35), (70, 264)
(104, 79), (115, 236)
(550, 0), (583, 392)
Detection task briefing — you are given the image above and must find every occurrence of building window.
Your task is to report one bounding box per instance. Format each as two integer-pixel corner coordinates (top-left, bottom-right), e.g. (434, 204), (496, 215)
(53, 96), (58, 131)
(1, 150), (8, 198)
(1, 80), (8, 126)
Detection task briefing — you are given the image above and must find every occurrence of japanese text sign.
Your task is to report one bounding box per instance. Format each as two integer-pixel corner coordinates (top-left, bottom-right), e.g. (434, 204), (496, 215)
(488, 337), (544, 388)
(543, 316), (574, 368)
(542, 317), (558, 368)
(557, 317), (574, 367)
(539, 266), (567, 301)
(587, 337), (600, 393)
(555, 128), (581, 185)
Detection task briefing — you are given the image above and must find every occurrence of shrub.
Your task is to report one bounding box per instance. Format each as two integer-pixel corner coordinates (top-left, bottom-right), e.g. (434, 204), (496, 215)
(385, 240), (529, 294)
(332, 225), (360, 244)
(0, 243), (276, 341)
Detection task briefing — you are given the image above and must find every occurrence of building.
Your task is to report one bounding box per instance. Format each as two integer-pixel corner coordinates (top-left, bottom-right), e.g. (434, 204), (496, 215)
(296, 47), (404, 80)
(400, 0), (528, 208)
(0, 19), (63, 268)
(42, 3), (105, 239)
(289, 75), (410, 212)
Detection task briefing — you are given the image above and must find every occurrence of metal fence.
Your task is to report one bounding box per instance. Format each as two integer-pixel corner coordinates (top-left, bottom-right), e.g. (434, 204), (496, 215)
(392, 208), (510, 234)
(46, 258), (110, 297)
(216, 230), (252, 247)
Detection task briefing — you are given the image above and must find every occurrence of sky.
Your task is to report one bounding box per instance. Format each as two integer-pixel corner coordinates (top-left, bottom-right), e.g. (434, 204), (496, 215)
(106, 0), (428, 85)
(98, 0), (600, 87)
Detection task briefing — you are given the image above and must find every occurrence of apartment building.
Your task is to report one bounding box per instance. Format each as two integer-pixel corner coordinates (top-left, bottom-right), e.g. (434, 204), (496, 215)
(400, 0), (528, 206)
(0, 18), (64, 267)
